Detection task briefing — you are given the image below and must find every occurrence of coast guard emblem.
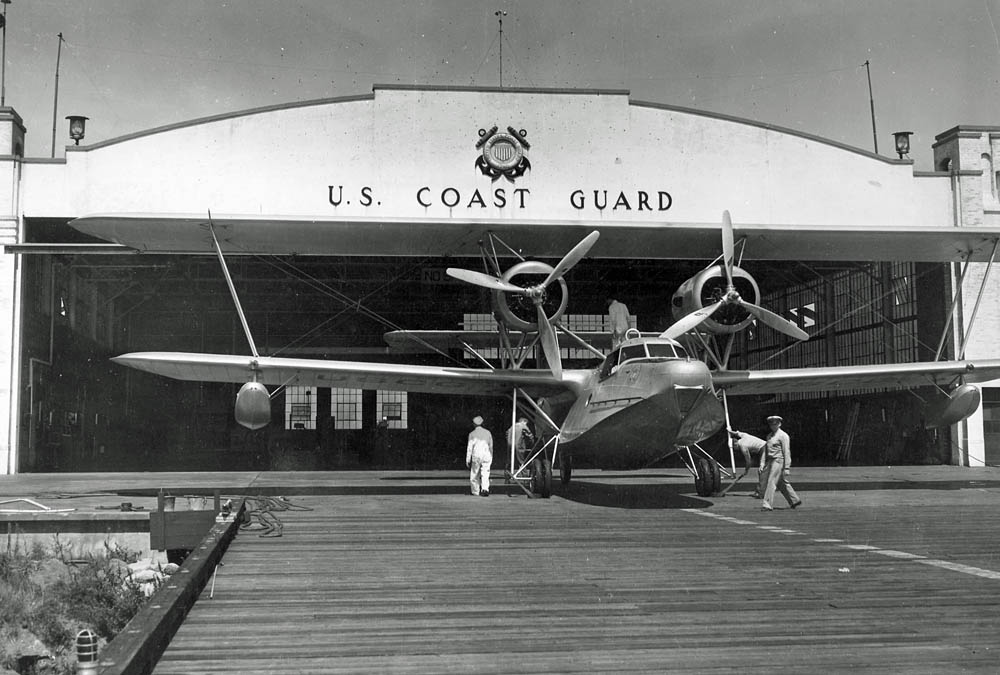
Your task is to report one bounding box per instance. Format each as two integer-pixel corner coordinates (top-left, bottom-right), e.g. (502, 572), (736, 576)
(475, 126), (531, 182)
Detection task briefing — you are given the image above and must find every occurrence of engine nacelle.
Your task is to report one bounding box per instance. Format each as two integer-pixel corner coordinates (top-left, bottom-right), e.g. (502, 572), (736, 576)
(670, 266), (761, 335)
(491, 260), (569, 331)
(235, 381), (271, 430)
(923, 383), (981, 428)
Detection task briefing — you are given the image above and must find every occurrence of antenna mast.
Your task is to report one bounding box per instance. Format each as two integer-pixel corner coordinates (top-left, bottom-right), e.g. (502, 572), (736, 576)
(495, 9), (506, 88)
(863, 59), (878, 154)
(1, 0), (11, 107)
(50, 32), (65, 158)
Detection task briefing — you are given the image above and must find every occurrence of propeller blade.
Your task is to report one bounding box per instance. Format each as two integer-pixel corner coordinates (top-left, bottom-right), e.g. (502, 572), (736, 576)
(541, 231), (600, 289)
(446, 268), (525, 294)
(536, 305), (563, 379)
(721, 210), (735, 289)
(743, 302), (810, 341)
(659, 299), (724, 340)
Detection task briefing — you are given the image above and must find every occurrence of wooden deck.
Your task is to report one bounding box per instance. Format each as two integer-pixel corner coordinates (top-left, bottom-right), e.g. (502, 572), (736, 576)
(5, 467), (1000, 673)
(125, 466), (1000, 674)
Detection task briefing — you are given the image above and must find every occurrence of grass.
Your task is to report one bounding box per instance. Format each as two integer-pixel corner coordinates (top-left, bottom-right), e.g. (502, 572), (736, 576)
(1, 532), (152, 675)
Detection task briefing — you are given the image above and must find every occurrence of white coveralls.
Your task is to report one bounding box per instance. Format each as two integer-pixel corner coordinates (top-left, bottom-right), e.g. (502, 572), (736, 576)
(608, 300), (630, 350)
(507, 420), (534, 468)
(467, 426), (494, 495)
(761, 428), (801, 510)
(731, 431), (767, 496)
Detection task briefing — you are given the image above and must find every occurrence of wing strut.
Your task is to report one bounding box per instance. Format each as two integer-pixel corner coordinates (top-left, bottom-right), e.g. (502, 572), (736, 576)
(208, 212), (259, 359)
(959, 238), (1000, 359)
(934, 257), (972, 361)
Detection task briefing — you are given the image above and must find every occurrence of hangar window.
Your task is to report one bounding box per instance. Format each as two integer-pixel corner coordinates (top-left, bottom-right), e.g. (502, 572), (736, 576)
(377, 390), (408, 429)
(285, 386), (316, 430)
(464, 312), (635, 362)
(331, 387), (362, 430)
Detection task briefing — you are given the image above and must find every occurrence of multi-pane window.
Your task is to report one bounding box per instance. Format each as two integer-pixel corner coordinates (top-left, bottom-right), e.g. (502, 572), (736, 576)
(984, 389), (1000, 434)
(331, 388), (362, 430)
(284, 386), (316, 430)
(462, 313), (631, 362)
(731, 262), (922, 401)
(377, 390), (408, 429)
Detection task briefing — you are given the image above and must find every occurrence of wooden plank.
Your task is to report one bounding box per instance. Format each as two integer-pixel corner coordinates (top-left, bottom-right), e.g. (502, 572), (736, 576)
(146, 467), (1000, 674)
(97, 507), (243, 675)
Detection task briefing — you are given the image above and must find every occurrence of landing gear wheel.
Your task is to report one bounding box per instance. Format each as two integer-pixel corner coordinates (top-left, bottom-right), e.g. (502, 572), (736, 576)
(531, 456), (553, 498)
(694, 455), (721, 497)
(560, 453), (572, 485)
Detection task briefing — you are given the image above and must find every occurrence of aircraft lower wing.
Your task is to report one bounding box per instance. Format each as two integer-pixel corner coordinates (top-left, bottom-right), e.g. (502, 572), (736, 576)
(712, 359), (1000, 395)
(112, 352), (587, 397)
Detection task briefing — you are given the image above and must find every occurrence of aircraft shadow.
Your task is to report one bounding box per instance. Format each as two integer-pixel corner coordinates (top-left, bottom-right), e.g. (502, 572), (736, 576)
(554, 480), (711, 510)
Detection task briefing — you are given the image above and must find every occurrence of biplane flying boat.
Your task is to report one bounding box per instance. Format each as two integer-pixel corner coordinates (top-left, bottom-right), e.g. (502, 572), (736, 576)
(103, 212), (1000, 498)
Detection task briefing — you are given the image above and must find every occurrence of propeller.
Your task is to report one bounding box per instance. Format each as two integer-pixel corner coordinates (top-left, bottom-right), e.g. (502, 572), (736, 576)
(660, 211), (808, 342)
(660, 300), (725, 340)
(721, 209), (735, 289)
(446, 231), (600, 378)
(444, 268), (525, 294)
(536, 304), (562, 379)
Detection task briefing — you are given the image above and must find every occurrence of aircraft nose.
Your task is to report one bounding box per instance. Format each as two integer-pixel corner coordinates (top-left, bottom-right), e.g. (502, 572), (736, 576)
(670, 359), (714, 388)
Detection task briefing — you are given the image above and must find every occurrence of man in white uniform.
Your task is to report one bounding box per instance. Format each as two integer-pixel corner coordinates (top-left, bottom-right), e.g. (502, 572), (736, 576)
(728, 429), (767, 498)
(607, 296), (630, 350)
(506, 417), (534, 468)
(466, 415), (494, 497)
(760, 416), (803, 511)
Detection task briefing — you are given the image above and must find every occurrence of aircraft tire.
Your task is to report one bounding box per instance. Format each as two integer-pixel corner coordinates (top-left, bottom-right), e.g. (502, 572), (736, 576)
(694, 455), (715, 497)
(560, 453), (572, 485)
(532, 457), (553, 498)
(540, 457), (553, 498)
(710, 459), (721, 494)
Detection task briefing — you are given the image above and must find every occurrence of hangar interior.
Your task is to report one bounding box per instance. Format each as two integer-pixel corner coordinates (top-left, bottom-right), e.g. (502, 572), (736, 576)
(16, 218), (992, 473)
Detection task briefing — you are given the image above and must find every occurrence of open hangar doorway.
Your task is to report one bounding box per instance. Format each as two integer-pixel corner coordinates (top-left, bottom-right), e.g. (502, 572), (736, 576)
(13, 220), (960, 471)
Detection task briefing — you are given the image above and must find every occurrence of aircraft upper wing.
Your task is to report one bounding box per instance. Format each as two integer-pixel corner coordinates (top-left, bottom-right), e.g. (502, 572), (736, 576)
(383, 329), (661, 354)
(112, 352), (588, 397)
(712, 359), (1000, 395)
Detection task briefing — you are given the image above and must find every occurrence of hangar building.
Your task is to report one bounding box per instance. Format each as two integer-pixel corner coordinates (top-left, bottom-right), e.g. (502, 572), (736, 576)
(1, 86), (999, 474)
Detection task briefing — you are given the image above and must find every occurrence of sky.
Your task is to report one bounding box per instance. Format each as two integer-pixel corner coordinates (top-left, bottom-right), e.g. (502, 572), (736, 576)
(3, 0), (1000, 168)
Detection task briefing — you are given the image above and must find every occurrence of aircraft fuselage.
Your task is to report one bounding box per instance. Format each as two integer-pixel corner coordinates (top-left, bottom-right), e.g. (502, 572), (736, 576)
(556, 338), (725, 463)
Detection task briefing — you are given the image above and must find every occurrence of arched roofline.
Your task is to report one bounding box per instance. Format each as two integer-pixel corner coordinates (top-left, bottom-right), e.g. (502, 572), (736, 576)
(631, 99), (912, 166)
(63, 93), (375, 153)
(53, 84), (912, 166)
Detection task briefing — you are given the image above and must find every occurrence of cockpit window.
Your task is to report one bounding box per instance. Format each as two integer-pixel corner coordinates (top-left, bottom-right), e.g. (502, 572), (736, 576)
(647, 343), (684, 359)
(620, 344), (647, 363)
(600, 341), (687, 379)
(599, 349), (621, 379)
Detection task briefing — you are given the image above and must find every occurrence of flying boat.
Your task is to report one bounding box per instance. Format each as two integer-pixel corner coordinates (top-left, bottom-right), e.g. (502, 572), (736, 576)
(108, 212), (1000, 499)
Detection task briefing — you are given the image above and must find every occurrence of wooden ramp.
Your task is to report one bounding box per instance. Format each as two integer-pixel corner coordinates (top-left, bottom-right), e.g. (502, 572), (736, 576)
(147, 467), (1000, 674)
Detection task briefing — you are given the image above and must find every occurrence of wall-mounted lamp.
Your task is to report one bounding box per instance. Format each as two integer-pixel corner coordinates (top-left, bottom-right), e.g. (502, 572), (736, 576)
(66, 115), (88, 145)
(892, 131), (913, 159)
